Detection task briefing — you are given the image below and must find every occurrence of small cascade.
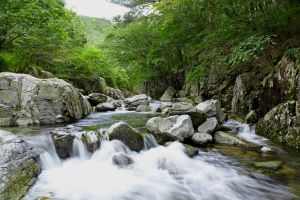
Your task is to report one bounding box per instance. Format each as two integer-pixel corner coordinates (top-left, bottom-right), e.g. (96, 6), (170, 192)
(72, 138), (89, 160)
(144, 134), (158, 150)
(39, 151), (62, 170)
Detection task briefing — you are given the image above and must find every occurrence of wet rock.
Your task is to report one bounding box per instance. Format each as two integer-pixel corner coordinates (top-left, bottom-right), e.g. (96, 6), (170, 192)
(245, 110), (258, 124)
(124, 94), (150, 111)
(196, 99), (225, 123)
(112, 153), (134, 167)
(197, 117), (219, 134)
(0, 72), (91, 126)
(82, 131), (102, 153)
(96, 102), (116, 112)
(214, 131), (256, 148)
(160, 86), (176, 101)
(0, 130), (41, 200)
(51, 132), (75, 159)
(191, 132), (213, 146)
(88, 93), (108, 106)
(106, 122), (144, 152)
(254, 161), (283, 170)
(136, 104), (151, 112)
(146, 115), (194, 142)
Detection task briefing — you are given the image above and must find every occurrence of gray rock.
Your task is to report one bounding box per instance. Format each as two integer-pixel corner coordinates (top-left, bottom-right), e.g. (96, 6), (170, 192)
(197, 117), (219, 134)
(136, 104), (151, 112)
(107, 87), (124, 100)
(51, 132), (75, 159)
(106, 122), (144, 152)
(254, 161), (283, 170)
(166, 115), (194, 141)
(88, 93), (108, 106)
(82, 131), (102, 153)
(112, 153), (133, 167)
(175, 97), (194, 104)
(0, 104), (15, 126)
(214, 131), (256, 148)
(195, 99), (225, 123)
(124, 94), (150, 110)
(0, 72), (91, 126)
(160, 87), (176, 101)
(0, 130), (41, 200)
(96, 102), (116, 112)
(261, 146), (274, 153)
(191, 132), (213, 146)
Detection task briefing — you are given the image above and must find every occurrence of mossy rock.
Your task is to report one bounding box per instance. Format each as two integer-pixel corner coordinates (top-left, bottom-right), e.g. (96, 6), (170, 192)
(254, 161), (283, 170)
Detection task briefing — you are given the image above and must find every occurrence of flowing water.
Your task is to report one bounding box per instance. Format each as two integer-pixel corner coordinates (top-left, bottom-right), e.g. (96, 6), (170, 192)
(5, 110), (300, 200)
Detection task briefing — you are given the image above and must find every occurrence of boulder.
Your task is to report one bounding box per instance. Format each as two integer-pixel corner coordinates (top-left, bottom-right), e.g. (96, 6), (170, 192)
(112, 153), (134, 167)
(169, 102), (207, 128)
(82, 131), (102, 153)
(0, 130), (41, 200)
(197, 117), (219, 134)
(106, 122), (144, 151)
(191, 132), (213, 146)
(146, 115), (194, 142)
(254, 161), (283, 170)
(124, 94), (150, 111)
(245, 110), (258, 124)
(51, 132), (75, 159)
(196, 99), (225, 123)
(160, 87), (176, 101)
(107, 87), (124, 100)
(96, 102), (116, 112)
(213, 131), (256, 148)
(136, 104), (151, 112)
(88, 93), (108, 106)
(0, 73), (91, 126)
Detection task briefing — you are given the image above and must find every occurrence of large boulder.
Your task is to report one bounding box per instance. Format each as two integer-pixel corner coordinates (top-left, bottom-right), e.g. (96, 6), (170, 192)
(197, 117), (219, 134)
(51, 132), (75, 159)
(106, 122), (144, 151)
(160, 86), (176, 101)
(88, 93), (108, 106)
(0, 130), (41, 200)
(146, 115), (194, 143)
(124, 94), (150, 111)
(168, 102), (207, 128)
(0, 73), (91, 126)
(195, 99), (226, 123)
(107, 87), (124, 100)
(191, 132), (213, 146)
(82, 131), (102, 153)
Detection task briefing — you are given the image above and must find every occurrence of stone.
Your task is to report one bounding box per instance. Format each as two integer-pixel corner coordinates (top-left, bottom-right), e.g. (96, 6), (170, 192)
(196, 99), (225, 123)
(107, 87), (124, 100)
(0, 72), (91, 126)
(106, 122), (144, 152)
(82, 131), (102, 153)
(0, 130), (41, 200)
(214, 131), (256, 148)
(231, 74), (247, 115)
(136, 104), (151, 112)
(0, 104), (15, 126)
(261, 146), (274, 153)
(245, 110), (258, 124)
(112, 153), (134, 167)
(197, 117), (219, 134)
(160, 86), (176, 101)
(124, 94), (150, 110)
(95, 102), (116, 112)
(88, 93), (108, 106)
(191, 132), (213, 146)
(51, 132), (75, 159)
(254, 161), (283, 170)
(166, 115), (194, 141)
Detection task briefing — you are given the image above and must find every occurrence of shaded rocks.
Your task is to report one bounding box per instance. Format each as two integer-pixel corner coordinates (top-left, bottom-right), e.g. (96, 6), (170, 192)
(0, 72), (91, 126)
(197, 117), (219, 134)
(107, 87), (124, 100)
(146, 115), (194, 143)
(51, 132), (75, 159)
(245, 110), (258, 124)
(191, 132), (213, 146)
(0, 130), (41, 200)
(124, 94), (150, 111)
(106, 122), (144, 151)
(88, 93), (108, 106)
(82, 131), (102, 153)
(112, 153), (134, 167)
(196, 99), (225, 123)
(160, 86), (176, 101)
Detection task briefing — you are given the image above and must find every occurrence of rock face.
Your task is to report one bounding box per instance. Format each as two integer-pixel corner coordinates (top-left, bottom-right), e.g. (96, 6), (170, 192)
(88, 93), (108, 106)
(82, 131), (102, 153)
(197, 117), (219, 134)
(146, 115), (194, 143)
(191, 132), (213, 146)
(106, 122), (144, 151)
(257, 101), (300, 149)
(168, 102), (207, 128)
(0, 73), (91, 126)
(124, 94), (150, 111)
(0, 130), (41, 200)
(195, 99), (225, 123)
(160, 87), (176, 101)
(51, 132), (75, 159)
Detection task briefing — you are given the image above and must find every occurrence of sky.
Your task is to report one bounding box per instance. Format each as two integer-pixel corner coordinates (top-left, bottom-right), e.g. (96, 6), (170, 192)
(65, 0), (130, 19)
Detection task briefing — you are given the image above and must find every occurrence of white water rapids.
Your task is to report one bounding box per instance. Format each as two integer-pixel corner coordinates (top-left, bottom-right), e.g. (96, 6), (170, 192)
(24, 131), (293, 200)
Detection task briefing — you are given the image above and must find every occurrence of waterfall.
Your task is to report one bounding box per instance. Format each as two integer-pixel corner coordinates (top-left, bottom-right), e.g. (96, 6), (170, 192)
(72, 138), (89, 160)
(144, 134), (158, 150)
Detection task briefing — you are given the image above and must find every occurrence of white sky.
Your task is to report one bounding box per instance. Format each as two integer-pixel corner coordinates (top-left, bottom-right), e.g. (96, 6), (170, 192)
(65, 0), (130, 19)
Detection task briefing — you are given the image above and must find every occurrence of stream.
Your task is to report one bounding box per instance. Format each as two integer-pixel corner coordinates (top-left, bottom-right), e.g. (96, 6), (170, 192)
(4, 109), (300, 200)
